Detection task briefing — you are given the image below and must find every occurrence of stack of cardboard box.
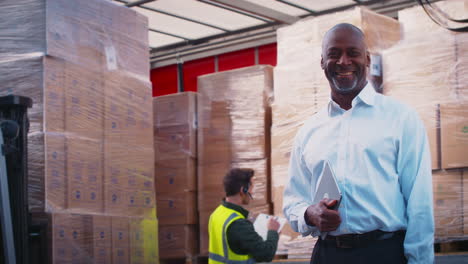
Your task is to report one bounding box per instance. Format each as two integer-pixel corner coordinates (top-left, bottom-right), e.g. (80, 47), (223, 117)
(383, 1), (468, 240)
(153, 92), (199, 259)
(197, 65), (273, 255)
(0, 0), (158, 263)
(272, 7), (401, 257)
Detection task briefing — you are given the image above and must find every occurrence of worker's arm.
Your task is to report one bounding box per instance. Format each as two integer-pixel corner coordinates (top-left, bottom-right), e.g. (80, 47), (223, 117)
(397, 110), (434, 264)
(226, 219), (279, 262)
(282, 131), (319, 236)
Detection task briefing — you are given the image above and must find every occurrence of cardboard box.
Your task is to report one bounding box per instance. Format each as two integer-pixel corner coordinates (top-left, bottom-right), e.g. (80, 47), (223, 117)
(44, 133), (67, 211)
(46, 0), (148, 77)
(382, 35), (457, 102)
(104, 72), (153, 144)
(272, 186), (285, 216)
(124, 150), (155, 192)
(64, 62), (104, 139)
(198, 210), (211, 256)
(457, 30), (468, 101)
(198, 159), (269, 212)
(159, 225), (197, 259)
(92, 215), (112, 264)
(153, 92), (197, 160)
(153, 92), (197, 128)
(50, 213), (92, 264)
(440, 103), (468, 169)
(112, 217), (130, 264)
(157, 191), (197, 225)
(433, 170), (463, 238)
(129, 217), (160, 264)
(104, 146), (155, 217)
(44, 57), (66, 132)
(119, 76), (154, 144)
(0, 0), (45, 57)
(155, 157), (196, 194)
(197, 126), (232, 165)
(2, 0), (151, 216)
(398, 1), (467, 40)
(104, 145), (128, 216)
(67, 136), (103, 213)
(129, 217), (145, 264)
(419, 105), (440, 170)
(126, 190), (157, 218)
(154, 125), (197, 160)
(197, 66), (272, 163)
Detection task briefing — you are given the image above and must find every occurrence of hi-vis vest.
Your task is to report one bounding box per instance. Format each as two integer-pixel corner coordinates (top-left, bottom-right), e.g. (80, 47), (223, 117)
(208, 204), (255, 264)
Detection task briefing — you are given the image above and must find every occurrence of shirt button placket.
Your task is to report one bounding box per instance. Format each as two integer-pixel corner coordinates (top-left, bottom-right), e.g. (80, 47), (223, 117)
(340, 111), (351, 234)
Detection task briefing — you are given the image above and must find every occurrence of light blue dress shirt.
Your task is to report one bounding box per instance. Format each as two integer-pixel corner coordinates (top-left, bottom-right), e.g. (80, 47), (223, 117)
(283, 83), (434, 264)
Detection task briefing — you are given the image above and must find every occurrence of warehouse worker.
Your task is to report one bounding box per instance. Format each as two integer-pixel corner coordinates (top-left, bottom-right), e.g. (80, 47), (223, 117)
(283, 23), (434, 264)
(209, 168), (280, 264)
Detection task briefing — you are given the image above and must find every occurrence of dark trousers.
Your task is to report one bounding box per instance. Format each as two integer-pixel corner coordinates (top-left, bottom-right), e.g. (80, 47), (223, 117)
(310, 233), (407, 264)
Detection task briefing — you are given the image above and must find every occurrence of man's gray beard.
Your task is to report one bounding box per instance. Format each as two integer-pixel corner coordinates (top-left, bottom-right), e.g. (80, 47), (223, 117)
(332, 77), (358, 94)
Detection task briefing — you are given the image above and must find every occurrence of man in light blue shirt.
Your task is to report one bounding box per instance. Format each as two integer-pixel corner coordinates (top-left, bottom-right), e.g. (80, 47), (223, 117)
(283, 23), (434, 264)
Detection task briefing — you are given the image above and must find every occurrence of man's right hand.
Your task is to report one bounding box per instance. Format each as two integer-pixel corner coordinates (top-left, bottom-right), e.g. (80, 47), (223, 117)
(304, 199), (341, 232)
(267, 217), (280, 232)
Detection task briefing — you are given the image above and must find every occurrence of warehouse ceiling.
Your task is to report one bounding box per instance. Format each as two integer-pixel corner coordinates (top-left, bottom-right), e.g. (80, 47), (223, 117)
(111, 0), (432, 67)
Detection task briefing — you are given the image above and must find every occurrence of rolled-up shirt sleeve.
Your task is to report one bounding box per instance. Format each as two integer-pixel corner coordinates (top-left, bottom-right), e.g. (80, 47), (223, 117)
(397, 111), (434, 264)
(283, 131), (319, 237)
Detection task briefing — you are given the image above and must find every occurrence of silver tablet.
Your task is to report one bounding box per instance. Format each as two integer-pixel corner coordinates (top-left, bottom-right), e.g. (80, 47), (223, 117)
(312, 161), (341, 210)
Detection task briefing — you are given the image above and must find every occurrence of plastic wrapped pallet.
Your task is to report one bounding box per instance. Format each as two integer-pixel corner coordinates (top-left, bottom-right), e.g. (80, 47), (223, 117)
(153, 92), (198, 259)
(159, 225), (198, 259)
(272, 7), (401, 256)
(0, 0), (158, 263)
(31, 213), (158, 264)
(382, 1), (468, 242)
(153, 92), (197, 196)
(197, 65), (273, 255)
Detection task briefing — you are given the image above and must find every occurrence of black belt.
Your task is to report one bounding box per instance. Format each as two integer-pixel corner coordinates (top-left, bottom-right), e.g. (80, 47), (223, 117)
(322, 230), (406, 249)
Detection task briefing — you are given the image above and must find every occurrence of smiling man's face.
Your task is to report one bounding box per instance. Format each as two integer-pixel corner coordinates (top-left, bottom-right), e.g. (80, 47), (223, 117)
(321, 25), (370, 95)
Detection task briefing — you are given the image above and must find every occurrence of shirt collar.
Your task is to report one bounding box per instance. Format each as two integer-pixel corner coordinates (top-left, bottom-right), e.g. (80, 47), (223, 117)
(328, 82), (376, 116)
(357, 82), (376, 107)
(222, 199), (249, 218)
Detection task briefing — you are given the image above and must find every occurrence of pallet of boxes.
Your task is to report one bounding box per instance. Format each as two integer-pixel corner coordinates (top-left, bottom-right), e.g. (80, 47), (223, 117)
(1, 0), (158, 263)
(271, 7), (401, 258)
(382, 1), (468, 251)
(197, 65), (273, 256)
(153, 92), (199, 262)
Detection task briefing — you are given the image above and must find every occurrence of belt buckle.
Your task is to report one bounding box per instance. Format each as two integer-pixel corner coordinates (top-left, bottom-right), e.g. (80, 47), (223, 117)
(335, 235), (355, 249)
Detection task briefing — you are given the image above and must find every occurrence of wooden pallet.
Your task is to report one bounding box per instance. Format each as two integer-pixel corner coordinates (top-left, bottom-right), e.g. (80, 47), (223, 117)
(435, 240), (468, 253)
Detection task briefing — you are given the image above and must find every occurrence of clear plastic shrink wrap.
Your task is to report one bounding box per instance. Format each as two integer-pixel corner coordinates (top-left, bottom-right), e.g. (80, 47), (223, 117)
(153, 92), (198, 258)
(197, 65), (273, 255)
(382, 0), (468, 241)
(272, 7), (401, 257)
(0, 0), (158, 263)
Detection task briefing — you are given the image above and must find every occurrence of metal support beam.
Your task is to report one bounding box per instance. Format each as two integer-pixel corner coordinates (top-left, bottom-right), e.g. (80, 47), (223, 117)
(115, 0), (231, 32)
(149, 28), (192, 41)
(198, 0), (272, 23)
(210, 0), (300, 24)
(125, 0), (156, 7)
(151, 22), (279, 53)
(276, 0), (315, 14)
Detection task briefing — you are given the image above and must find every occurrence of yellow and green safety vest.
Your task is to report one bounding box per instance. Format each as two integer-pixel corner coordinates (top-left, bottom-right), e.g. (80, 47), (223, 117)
(208, 204), (255, 264)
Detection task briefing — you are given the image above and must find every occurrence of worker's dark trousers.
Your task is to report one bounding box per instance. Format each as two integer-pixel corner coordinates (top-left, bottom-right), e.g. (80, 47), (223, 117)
(310, 233), (407, 264)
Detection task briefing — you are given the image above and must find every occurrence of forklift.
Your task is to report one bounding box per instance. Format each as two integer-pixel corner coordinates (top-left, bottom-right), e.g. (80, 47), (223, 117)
(0, 95), (46, 264)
